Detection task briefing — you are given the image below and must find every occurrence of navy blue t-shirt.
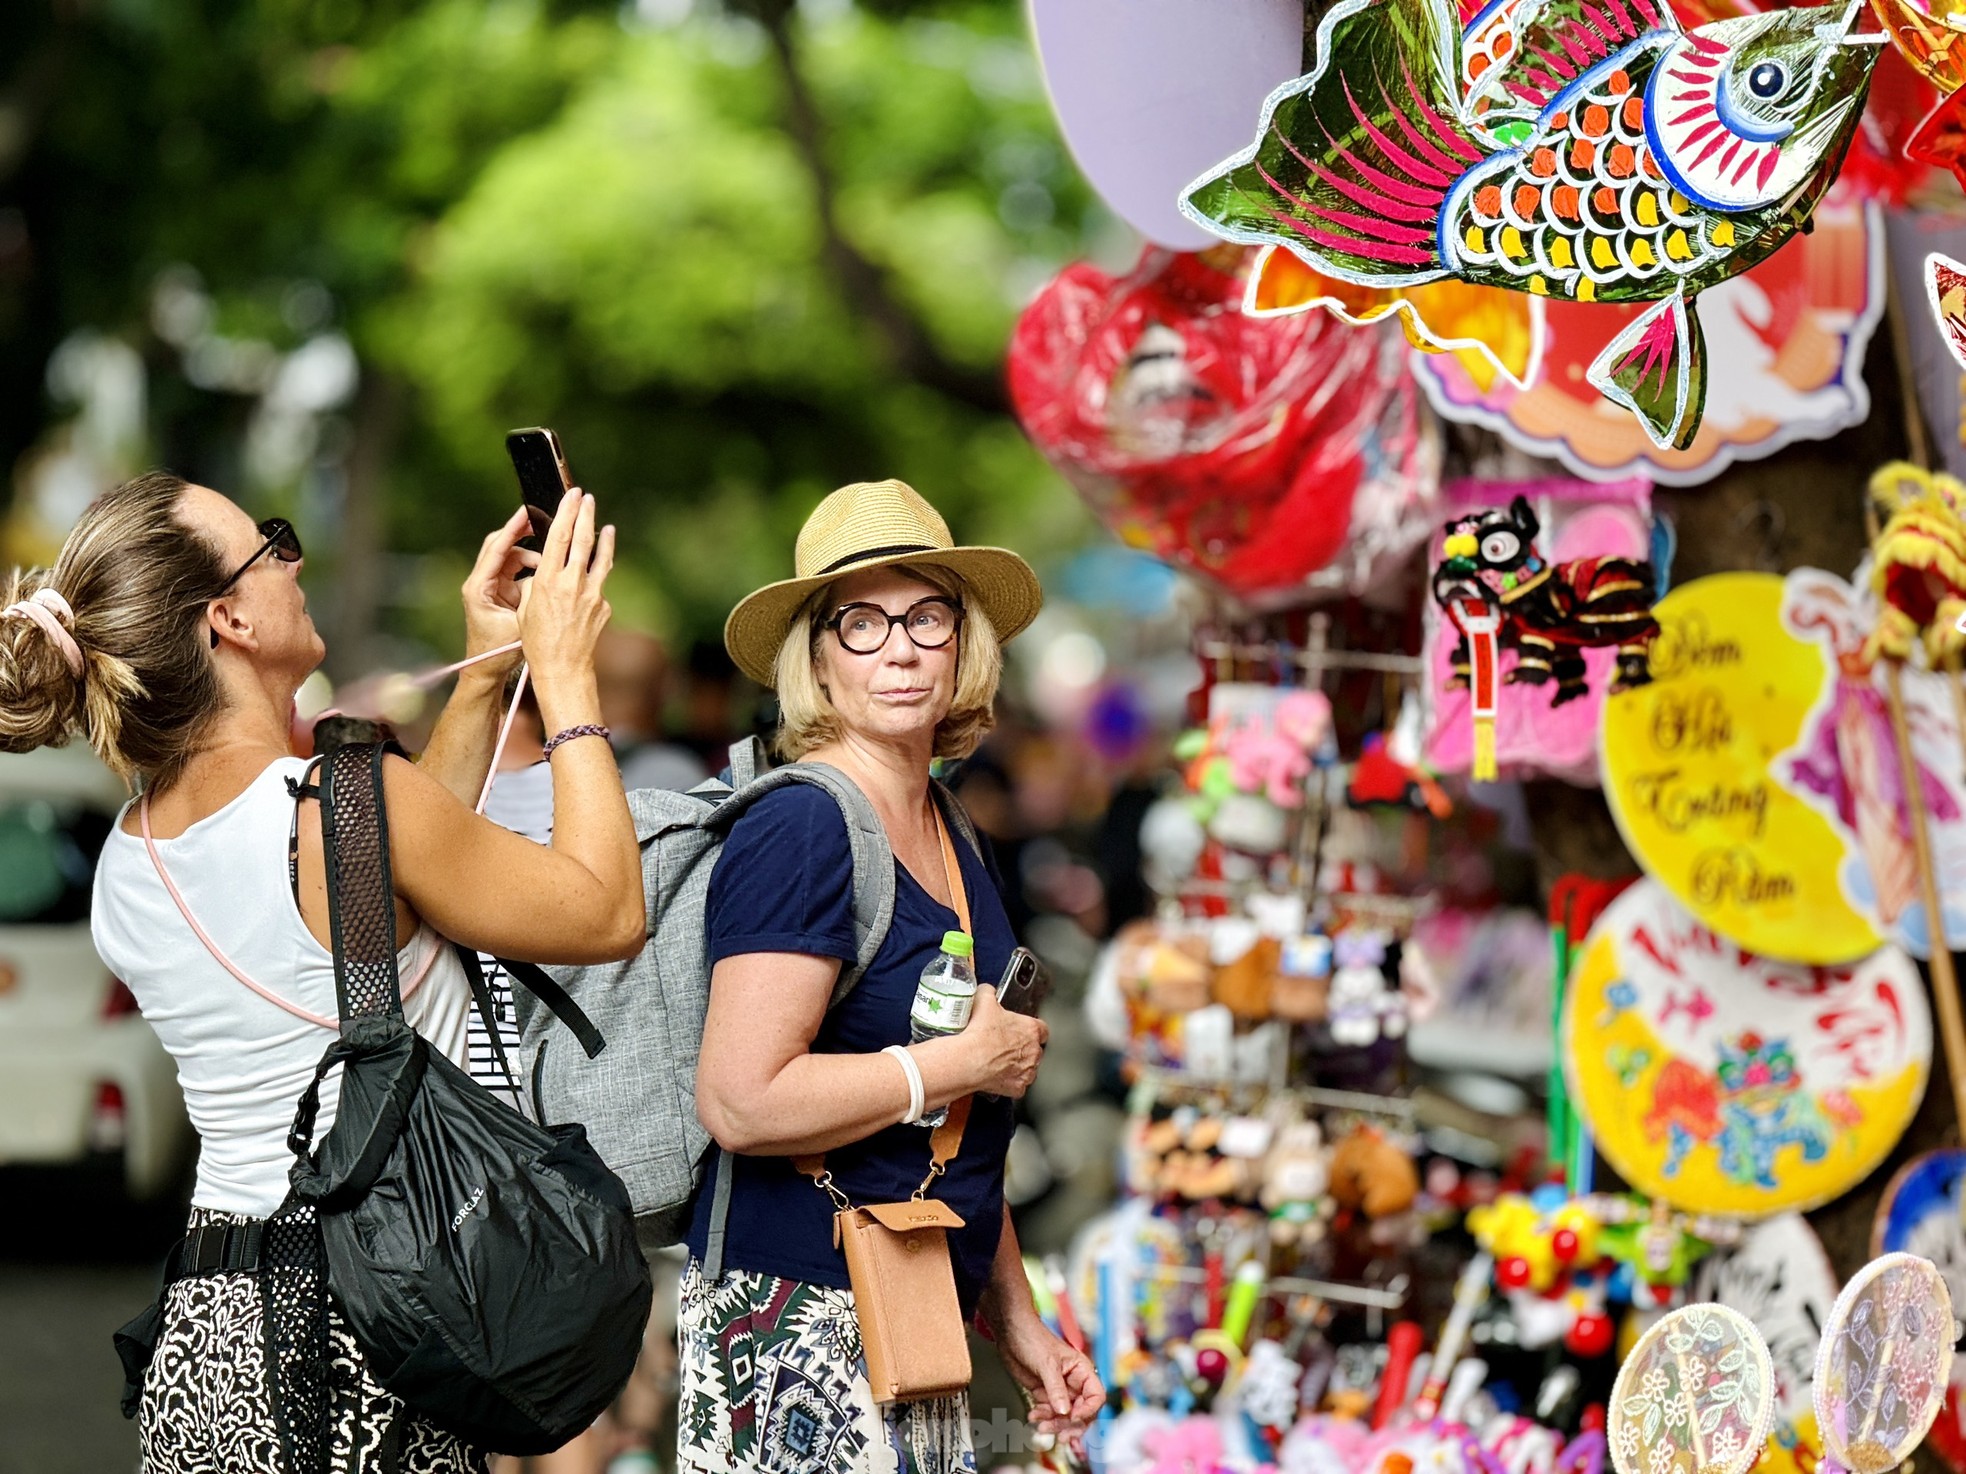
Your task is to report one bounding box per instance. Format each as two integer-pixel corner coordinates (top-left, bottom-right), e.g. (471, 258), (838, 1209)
(682, 782), (1016, 1316)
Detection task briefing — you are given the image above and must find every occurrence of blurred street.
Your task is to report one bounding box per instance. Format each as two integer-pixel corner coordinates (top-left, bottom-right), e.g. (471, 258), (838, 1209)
(0, 1166), (186, 1474)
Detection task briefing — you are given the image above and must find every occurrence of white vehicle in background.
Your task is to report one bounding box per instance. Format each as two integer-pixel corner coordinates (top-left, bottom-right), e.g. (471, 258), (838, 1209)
(0, 744), (189, 1197)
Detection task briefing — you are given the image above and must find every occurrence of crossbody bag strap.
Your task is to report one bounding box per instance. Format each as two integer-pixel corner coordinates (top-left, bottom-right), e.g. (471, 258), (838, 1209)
(319, 743), (405, 1021)
(793, 798), (976, 1206)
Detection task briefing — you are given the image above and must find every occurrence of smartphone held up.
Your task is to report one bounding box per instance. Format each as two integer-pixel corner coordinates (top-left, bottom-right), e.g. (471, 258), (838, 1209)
(506, 427), (576, 559)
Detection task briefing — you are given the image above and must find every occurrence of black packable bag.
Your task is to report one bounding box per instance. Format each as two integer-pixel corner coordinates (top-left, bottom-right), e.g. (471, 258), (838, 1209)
(284, 742), (651, 1454)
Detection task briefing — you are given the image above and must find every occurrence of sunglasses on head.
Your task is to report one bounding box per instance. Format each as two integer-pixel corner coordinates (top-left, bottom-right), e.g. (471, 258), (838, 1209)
(209, 518), (304, 648)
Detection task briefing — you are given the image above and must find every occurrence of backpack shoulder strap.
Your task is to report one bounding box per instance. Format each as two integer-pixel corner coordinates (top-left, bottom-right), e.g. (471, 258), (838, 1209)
(727, 735), (769, 788)
(709, 761), (896, 1008)
(318, 742), (404, 1022)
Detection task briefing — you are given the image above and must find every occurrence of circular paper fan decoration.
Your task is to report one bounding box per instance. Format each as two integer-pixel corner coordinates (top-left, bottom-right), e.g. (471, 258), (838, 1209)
(1813, 1253), (1953, 1474)
(1609, 1304), (1776, 1474)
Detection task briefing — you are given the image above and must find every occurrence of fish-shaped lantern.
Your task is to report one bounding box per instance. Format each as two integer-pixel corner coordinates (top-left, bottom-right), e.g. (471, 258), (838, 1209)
(1180, 0), (1885, 450)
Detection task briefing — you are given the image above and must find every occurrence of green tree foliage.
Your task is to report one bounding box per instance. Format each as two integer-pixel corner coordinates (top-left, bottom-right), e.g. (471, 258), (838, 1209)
(0, 0), (1103, 666)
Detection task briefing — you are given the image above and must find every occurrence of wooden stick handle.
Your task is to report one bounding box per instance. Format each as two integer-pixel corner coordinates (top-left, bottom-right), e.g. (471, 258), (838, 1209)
(1884, 660), (1966, 1130)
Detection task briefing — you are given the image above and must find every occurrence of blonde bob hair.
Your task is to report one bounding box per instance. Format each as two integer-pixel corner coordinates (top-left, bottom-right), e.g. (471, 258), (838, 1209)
(771, 564), (1001, 763)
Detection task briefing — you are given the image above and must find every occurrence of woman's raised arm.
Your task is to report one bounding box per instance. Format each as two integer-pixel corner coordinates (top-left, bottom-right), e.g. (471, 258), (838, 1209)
(386, 488), (642, 963)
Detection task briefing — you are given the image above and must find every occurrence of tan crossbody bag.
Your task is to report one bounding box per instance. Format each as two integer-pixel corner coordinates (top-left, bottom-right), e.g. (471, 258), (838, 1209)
(793, 807), (976, 1404)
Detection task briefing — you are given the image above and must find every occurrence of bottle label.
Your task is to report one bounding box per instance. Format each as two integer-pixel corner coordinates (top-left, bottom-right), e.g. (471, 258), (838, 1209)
(911, 980), (974, 1036)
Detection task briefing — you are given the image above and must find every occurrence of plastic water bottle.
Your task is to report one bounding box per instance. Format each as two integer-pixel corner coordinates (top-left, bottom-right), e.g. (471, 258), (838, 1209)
(908, 930), (977, 1128)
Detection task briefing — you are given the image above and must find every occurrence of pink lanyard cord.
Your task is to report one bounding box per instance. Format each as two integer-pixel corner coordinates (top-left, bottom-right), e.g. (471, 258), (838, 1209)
(139, 791), (438, 1031)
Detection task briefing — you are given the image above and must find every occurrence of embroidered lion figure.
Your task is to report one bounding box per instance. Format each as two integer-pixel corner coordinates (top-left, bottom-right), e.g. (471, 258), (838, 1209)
(1433, 496), (1659, 707)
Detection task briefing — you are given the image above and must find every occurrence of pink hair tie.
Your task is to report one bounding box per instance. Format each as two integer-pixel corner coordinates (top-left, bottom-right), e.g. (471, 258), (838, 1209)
(3, 589), (84, 679)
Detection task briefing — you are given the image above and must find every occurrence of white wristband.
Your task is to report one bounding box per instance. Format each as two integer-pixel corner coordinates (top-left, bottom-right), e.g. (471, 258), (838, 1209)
(883, 1044), (925, 1125)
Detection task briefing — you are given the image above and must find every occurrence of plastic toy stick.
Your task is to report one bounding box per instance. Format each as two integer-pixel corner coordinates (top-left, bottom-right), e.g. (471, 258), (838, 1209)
(1026, 1256), (1062, 1340)
(1222, 1260), (1266, 1349)
(1046, 1254), (1090, 1355)
(1441, 1357), (1489, 1426)
(1373, 1322), (1424, 1429)
(1550, 899), (1574, 1179)
(1096, 1258), (1117, 1436)
(1568, 1124), (1595, 1196)
(1414, 1252), (1492, 1419)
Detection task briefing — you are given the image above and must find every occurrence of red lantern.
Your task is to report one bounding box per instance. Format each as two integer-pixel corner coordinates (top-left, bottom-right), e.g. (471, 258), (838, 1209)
(1008, 246), (1435, 600)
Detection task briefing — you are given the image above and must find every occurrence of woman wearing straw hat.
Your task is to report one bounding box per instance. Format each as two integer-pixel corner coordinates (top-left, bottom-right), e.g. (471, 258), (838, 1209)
(682, 480), (1104, 1473)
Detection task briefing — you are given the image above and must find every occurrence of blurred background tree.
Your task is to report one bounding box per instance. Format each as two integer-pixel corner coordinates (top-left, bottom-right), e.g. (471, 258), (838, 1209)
(0, 0), (1110, 676)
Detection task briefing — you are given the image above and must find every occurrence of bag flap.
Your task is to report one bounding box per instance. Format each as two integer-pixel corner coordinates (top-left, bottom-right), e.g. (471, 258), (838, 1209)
(854, 1199), (966, 1234)
(626, 784), (724, 844)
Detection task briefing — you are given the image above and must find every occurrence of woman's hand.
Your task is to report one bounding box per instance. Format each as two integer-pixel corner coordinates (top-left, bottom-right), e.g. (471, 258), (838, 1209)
(993, 1310), (1104, 1440)
(518, 489), (615, 692)
(960, 987), (1047, 1099)
(459, 505), (539, 675)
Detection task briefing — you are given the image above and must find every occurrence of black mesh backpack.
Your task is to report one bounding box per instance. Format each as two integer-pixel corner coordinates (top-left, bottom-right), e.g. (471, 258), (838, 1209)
(283, 742), (651, 1455)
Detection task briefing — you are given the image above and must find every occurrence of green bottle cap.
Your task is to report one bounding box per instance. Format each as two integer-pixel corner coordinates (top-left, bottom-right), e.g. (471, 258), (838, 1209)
(940, 930), (974, 958)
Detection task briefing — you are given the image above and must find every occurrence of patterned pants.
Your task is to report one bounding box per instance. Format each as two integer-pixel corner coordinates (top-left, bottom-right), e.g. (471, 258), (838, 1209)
(139, 1209), (487, 1474)
(676, 1259), (977, 1474)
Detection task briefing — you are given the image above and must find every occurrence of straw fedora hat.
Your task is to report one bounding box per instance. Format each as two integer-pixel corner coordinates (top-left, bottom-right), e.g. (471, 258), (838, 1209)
(723, 479), (1043, 688)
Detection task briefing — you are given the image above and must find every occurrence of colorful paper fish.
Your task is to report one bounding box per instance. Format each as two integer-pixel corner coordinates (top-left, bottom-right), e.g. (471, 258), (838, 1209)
(1180, 0), (1885, 450)
(1929, 250), (1966, 368)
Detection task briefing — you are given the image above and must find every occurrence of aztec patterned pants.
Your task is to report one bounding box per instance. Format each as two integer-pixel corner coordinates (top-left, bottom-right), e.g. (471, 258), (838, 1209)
(676, 1259), (978, 1474)
(138, 1209), (487, 1474)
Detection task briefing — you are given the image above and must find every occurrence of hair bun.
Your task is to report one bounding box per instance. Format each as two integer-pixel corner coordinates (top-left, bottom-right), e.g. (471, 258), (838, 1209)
(0, 569), (88, 754)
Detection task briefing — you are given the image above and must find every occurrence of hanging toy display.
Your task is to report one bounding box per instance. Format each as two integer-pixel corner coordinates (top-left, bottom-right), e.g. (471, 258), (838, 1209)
(1178, 0), (1886, 449)
(1431, 495), (1659, 780)
(1006, 246), (1439, 602)
(1174, 684), (1334, 861)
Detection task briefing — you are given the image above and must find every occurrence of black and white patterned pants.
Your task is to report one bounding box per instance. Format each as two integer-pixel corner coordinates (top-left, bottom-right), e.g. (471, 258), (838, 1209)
(139, 1209), (488, 1474)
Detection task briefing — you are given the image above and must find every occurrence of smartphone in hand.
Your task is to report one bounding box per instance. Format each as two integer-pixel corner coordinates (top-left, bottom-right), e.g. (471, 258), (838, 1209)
(505, 427), (575, 557)
(996, 947), (1050, 1017)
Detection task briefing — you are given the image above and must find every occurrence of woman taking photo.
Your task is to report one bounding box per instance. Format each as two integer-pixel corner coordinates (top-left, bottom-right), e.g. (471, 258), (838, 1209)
(683, 479), (1104, 1474)
(0, 471), (645, 1472)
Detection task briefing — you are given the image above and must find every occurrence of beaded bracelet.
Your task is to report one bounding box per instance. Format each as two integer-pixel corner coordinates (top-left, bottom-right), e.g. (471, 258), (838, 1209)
(542, 723), (611, 758)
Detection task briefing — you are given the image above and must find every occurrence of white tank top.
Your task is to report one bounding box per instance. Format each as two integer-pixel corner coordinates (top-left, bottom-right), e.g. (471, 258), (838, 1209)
(91, 756), (471, 1217)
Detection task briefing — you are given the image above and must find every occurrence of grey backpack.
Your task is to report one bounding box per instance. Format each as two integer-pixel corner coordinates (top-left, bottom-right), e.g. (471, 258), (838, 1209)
(517, 738), (981, 1254)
